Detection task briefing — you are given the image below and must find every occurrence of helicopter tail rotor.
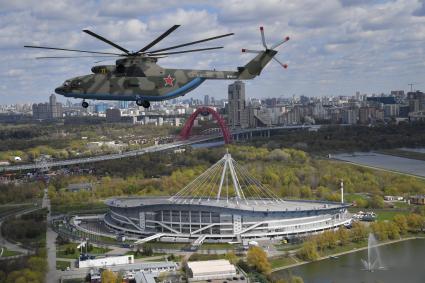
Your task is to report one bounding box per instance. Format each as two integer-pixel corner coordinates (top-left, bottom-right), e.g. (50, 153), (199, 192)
(241, 26), (290, 70)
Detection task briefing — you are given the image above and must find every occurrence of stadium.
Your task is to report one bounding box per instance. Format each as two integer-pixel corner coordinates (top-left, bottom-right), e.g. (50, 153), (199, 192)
(104, 152), (351, 243)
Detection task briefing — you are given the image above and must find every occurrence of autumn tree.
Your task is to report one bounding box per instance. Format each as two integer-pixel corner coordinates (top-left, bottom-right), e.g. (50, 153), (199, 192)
(296, 240), (319, 261)
(393, 214), (408, 235)
(247, 246), (271, 275)
(101, 269), (117, 283)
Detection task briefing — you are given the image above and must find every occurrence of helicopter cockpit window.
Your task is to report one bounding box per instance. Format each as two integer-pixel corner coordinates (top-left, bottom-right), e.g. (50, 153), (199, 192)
(71, 80), (82, 87)
(125, 65), (146, 77)
(116, 64), (125, 74)
(63, 80), (71, 87)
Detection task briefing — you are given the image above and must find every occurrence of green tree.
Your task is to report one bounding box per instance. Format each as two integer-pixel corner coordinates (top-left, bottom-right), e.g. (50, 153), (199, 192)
(369, 195), (385, 209)
(247, 246), (271, 275)
(393, 214), (408, 235)
(350, 222), (368, 243)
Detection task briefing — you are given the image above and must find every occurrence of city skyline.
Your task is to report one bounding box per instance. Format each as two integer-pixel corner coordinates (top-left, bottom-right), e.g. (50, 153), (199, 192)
(2, 0), (425, 104)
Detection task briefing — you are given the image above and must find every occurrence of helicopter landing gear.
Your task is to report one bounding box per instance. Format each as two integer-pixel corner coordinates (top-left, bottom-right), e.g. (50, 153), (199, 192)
(82, 100), (89, 108)
(136, 99), (150, 108)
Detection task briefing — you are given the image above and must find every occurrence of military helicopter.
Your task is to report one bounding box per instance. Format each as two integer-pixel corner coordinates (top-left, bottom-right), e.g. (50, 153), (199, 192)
(25, 25), (289, 108)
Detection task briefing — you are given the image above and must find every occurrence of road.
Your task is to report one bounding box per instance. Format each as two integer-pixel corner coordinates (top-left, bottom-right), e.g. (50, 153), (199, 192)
(43, 188), (60, 283)
(0, 125), (320, 172)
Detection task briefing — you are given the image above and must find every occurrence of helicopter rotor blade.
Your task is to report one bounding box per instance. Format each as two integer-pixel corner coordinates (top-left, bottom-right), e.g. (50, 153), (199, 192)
(35, 55), (121, 59)
(148, 46), (223, 56)
(137, 25), (180, 53)
(83, 29), (130, 54)
(146, 33), (234, 54)
(272, 57), (288, 69)
(24, 45), (122, 56)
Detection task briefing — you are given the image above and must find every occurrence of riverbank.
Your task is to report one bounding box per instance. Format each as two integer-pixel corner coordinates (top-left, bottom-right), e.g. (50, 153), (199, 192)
(271, 236), (423, 273)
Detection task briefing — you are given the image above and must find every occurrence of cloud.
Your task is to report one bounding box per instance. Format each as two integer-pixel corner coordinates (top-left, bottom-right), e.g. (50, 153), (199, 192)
(0, 0), (425, 104)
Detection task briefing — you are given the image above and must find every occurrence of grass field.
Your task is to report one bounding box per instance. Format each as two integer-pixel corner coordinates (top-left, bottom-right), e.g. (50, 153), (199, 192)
(199, 242), (233, 250)
(188, 253), (228, 261)
(56, 260), (72, 271)
(270, 256), (298, 269)
(0, 247), (21, 257)
(375, 210), (410, 221)
(146, 242), (188, 249)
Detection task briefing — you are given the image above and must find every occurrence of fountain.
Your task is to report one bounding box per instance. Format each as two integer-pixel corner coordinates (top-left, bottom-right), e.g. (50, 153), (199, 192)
(361, 233), (384, 271)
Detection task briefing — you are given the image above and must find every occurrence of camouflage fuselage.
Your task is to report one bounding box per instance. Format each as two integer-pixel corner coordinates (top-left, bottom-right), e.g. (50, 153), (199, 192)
(55, 50), (277, 102)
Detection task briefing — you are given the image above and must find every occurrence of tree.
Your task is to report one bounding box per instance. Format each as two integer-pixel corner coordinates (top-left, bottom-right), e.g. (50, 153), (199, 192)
(369, 195), (385, 209)
(225, 251), (238, 265)
(247, 246), (271, 275)
(296, 240), (319, 261)
(337, 227), (350, 246)
(407, 213), (424, 232)
(350, 222), (368, 243)
(101, 269), (117, 283)
(393, 214), (408, 235)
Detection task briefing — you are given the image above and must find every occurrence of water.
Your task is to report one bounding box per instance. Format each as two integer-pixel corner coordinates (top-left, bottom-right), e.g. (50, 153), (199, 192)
(332, 152), (425, 177)
(273, 239), (425, 283)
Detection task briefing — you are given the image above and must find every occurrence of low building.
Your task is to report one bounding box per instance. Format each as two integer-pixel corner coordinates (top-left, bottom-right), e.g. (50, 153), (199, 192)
(187, 259), (237, 281)
(78, 255), (134, 268)
(410, 195), (425, 205)
(383, 196), (403, 201)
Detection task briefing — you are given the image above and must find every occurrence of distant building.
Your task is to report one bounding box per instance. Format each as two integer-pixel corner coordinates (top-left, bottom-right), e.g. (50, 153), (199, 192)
(366, 96), (397, 104)
(228, 81), (246, 128)
(383, 104), (399, 118)
(410, 195), (425, 205)
(106, 108), (121, 123)
(342, 109), (357, 124)
(32, 94), (63, 120)
(408, 91), (425, 113)
(119, 101), (129, 109)
(359, 107), (375, 124)
(204, 95), (210, 106)
(95, 103), (109, 113)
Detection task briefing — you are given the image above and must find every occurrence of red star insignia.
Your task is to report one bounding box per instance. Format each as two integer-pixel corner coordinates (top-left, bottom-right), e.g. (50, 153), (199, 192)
(163, 74), (175, 87)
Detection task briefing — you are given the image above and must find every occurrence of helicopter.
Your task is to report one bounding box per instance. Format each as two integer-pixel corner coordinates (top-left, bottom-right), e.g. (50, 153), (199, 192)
(25, 25), (289, 108)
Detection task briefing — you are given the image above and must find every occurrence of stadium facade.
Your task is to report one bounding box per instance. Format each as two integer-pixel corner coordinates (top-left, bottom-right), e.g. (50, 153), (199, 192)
(104, 152), (351, 242)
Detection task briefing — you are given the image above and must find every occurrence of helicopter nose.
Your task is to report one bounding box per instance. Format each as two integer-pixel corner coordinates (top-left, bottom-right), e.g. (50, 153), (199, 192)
(55, 86), (66, 95)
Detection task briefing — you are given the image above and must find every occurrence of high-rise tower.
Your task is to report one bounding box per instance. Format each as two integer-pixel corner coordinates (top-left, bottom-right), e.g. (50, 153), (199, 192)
(228, 81), (246, 128)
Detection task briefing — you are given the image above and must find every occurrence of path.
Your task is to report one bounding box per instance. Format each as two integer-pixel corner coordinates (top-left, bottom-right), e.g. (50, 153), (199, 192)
(43, 188), (60, 283)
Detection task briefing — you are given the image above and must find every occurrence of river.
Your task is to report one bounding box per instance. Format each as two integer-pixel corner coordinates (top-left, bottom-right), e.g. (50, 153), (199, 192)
(332, 152), (425, 178)
(273, 239), (425, 283)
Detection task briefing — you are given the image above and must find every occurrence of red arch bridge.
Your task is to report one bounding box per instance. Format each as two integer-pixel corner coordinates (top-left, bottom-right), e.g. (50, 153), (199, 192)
(179, 107), (232, 144)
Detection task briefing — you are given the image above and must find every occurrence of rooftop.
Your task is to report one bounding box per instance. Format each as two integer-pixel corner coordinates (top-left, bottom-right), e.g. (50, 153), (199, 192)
(106, 196), (346, 212)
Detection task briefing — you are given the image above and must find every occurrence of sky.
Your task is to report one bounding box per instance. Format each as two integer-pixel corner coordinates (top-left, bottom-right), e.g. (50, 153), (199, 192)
(1, 0), (425, 104)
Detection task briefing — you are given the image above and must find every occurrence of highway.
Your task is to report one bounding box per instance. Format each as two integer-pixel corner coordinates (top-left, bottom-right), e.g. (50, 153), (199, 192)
(0, 125), (320, 172)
